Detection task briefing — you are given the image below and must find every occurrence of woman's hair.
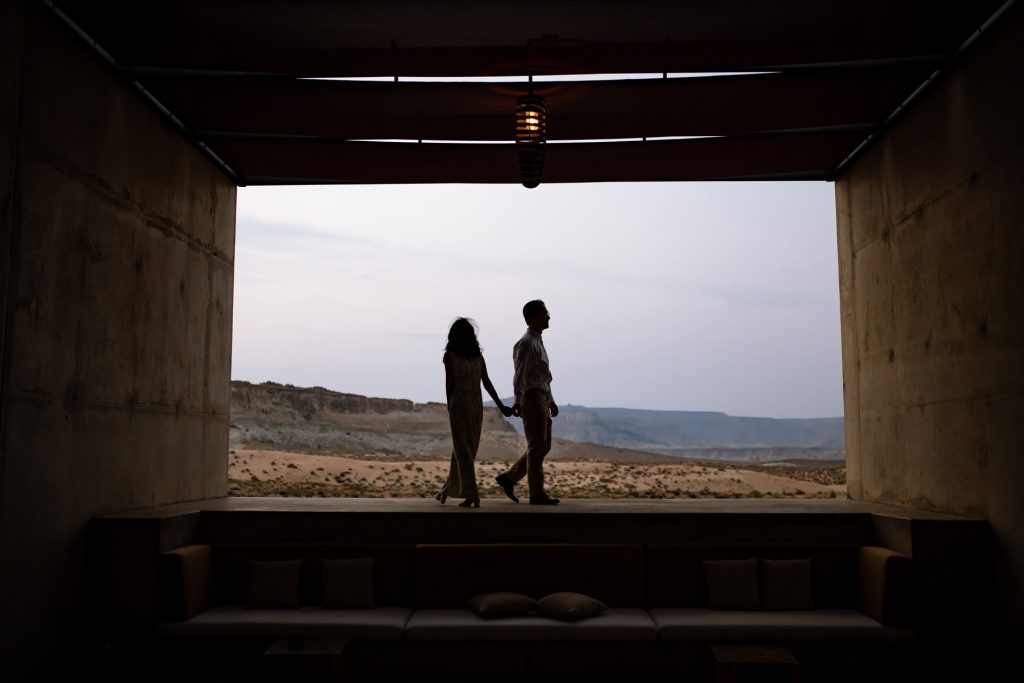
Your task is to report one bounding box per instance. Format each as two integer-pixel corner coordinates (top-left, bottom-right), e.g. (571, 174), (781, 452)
(446, 317), (482, 359)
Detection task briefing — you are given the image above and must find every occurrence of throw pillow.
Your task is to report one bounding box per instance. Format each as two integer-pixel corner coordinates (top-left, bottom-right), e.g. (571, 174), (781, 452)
(759, 558), (815, 610)
(703, 558), (761, 610)
(246, 559), (303, 609)
(536, 592), (607, 621)
(466, 592), (538, 619)
(322, 557), (376, 609)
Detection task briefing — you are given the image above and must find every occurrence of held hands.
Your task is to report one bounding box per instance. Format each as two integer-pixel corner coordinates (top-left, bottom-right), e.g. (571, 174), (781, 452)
(506, 402), (557, 417)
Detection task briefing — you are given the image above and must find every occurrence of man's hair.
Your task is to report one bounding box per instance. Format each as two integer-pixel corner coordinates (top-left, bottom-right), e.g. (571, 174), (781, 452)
(522, 299), (546, 324)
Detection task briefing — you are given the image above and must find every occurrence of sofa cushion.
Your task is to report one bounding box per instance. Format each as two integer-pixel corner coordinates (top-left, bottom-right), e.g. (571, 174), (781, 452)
(158, 606), (411, 640)
(415, 544), (644, 608)
(703, 559), (760, 610)
(160, 544), (214, 621)
(858, 546), (913, 626)
(467, 592), (538, 619)
(537, 592), (607, 621)
(651, 608), (914, 642)
(322, 558), (375, 609)
(759, 558), (814, 611)
(405, 608), (657, 641)
(212, 543), (414, 607)
(247, 560), (302, 609)
(647, 544), (859, 608)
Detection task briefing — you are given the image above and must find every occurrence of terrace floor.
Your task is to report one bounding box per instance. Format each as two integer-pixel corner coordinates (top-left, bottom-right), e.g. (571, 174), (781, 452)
(104, 495), (976, 519)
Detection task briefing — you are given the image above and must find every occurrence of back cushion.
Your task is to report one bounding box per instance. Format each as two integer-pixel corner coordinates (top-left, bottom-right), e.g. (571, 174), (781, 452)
(415, 544), (645, 608)
(646, 544), (859, 608)
(213, 543), (414, 607)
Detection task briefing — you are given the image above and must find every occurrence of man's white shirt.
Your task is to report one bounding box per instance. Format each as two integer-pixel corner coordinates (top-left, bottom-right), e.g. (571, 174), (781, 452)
(513, 328), (553, 405)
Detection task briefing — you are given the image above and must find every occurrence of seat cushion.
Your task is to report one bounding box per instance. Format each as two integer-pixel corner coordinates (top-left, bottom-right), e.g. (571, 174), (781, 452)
(247, 560), (302, 609)
(322, 558), (375, 609)
(158, 606), (411, 640)
(405, 608), (657, 641)
(703, 559), (760, 610)
(759, 558), (815, 611)
(651, 608), (913, 642)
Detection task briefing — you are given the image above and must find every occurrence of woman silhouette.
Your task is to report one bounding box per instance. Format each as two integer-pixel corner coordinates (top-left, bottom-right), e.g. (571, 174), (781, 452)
(437, 318), (513, 507)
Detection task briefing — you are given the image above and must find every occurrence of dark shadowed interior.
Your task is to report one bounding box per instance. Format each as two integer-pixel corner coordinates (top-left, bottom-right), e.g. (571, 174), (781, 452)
(1, 1), (1022, 681)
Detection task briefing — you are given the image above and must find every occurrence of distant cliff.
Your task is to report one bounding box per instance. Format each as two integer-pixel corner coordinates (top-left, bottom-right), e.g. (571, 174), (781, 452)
(493, 402), (844, 461)
(232, 380), (419, 421)
(231, 381), (844, 463)
(552, 405), (844, 449)
(229, 380), (515, 456)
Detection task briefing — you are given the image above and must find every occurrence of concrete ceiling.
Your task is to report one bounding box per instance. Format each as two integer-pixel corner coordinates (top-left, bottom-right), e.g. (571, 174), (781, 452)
(50, 0), (1012, 185)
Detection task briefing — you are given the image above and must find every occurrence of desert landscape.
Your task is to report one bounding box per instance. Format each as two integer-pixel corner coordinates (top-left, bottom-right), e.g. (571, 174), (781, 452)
(228, 381), (845, 500)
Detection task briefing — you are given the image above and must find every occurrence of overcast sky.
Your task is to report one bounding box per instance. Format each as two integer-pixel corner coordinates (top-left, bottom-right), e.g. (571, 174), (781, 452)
(232, 181), (843, 418)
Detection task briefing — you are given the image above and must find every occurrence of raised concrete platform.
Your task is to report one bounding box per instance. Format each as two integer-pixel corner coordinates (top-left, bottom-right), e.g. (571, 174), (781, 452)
(95, 496), (983, 556)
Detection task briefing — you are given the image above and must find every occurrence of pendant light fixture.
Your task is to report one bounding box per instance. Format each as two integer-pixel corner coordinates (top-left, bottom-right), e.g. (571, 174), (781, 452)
(515, 77), (546, 189)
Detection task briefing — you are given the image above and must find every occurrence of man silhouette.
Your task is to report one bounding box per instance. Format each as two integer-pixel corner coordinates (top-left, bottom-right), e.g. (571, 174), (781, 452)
(496, 300), (560, 505)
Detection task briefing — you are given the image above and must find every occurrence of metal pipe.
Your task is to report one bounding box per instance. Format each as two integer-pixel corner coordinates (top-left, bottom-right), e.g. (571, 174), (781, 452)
(38, 0), (242, 185)
(831, 0), (1020, 179)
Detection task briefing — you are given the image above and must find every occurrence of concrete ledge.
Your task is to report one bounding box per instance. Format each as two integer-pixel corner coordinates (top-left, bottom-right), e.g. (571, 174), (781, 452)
(99, 496), (982, 520)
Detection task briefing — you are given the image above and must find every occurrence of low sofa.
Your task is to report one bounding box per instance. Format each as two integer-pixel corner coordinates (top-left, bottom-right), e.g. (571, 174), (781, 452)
(157, 542), (913, 681)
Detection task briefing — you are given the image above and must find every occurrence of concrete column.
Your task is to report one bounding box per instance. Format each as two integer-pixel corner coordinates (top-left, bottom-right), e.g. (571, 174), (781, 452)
(836, 6), (1024, 668)
(0, 3), (235, 677)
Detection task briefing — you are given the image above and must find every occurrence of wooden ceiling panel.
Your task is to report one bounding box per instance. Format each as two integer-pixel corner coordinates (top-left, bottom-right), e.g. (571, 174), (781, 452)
(213, 132), (865, 185)
(146, 68), (928, 142)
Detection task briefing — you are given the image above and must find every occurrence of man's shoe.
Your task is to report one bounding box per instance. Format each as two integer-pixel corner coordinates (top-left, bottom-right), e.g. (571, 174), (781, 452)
(529, 495), (560, 505)
(495, 474), (519, 503)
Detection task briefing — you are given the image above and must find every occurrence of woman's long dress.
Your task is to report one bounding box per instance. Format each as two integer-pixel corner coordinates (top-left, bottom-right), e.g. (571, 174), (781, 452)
(443, 354), (483, 498)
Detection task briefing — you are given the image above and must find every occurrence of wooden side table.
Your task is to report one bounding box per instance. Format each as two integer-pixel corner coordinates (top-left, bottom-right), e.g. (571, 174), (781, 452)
(264, 637), (350, 682)
(710, 644), (800, 683)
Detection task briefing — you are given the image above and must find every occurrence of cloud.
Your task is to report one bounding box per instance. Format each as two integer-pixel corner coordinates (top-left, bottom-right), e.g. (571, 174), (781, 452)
(237, 217), (394, 250)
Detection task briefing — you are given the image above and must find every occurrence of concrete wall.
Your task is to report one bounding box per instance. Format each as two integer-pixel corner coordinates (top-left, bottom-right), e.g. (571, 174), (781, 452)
(0, 3), (235, 676)
(836, 6), (1023, 648)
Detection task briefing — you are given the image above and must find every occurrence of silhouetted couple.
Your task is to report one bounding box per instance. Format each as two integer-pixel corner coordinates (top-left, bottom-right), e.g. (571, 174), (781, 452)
(437, 300), (560, 508)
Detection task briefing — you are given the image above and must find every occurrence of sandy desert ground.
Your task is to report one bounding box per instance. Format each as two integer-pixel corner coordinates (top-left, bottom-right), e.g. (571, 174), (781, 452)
(228, 449), (845, 500)
(227, 382), (846, 500)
